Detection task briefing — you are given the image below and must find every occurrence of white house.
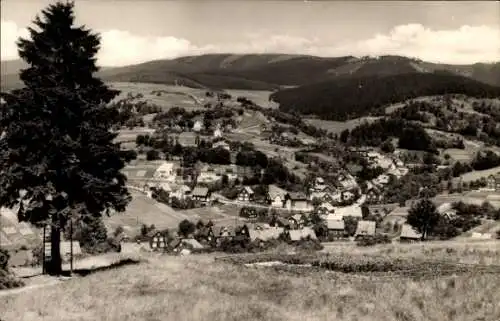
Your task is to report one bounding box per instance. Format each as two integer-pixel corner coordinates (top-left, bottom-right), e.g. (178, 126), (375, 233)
(374, 174), (390, 186)
(317, 201), (335, 215)
(154, 162), (177, 182)
(436, 202), (457, 219)
(268, 185), (287, 208)
(331, 205), (363, 219)
(341, 191), (355, 202)
(213, 126), (223, 139)
(193, 120), (204, 132)
(156, 182), (172, 193)
(170, 185), (191, 200)
(213, 140), (230, 151)
(355, 220), (376, 237)
(338, 172), (358, 190)
(238, 186), (254, 202)
(285, 193), (313, 212)
(197, 171), (221, 184)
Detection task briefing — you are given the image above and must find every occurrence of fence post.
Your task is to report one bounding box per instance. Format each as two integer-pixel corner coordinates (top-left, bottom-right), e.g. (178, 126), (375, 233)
(70, 219), (73, 275)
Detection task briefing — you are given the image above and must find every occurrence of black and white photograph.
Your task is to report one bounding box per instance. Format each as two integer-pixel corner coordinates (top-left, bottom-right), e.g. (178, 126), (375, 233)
(1, 0), (500, 320)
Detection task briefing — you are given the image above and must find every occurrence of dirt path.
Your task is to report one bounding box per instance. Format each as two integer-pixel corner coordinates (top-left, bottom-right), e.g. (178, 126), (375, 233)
(0, 276), (64, 298)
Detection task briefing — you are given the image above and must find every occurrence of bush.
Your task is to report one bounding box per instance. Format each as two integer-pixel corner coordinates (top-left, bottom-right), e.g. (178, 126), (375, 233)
(0, 248), (25, 290)
(0, 248), (10, 270)
(356, 234), (392, 247)
(32, 244), (43, 266)
(0, 267), (24, 290)
(295, 238), (324, 252)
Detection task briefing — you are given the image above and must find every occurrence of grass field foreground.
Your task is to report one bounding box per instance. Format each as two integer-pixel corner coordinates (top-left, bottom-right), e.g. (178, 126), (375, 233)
(1, 242), (500, 321)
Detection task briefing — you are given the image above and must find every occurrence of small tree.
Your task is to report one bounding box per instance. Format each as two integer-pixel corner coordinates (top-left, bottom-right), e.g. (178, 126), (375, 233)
(380, 139), (395, 153)
(178, 219), (195, 238)
(146, 149), (160, 161)
(407, 198), (440, 241)
(361, 205), (370, 219)
(76, 217), (108, 253)
(343, 216), (358, 237)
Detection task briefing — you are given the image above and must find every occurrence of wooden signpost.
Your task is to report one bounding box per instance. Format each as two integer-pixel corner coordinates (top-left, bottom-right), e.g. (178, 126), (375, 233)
(42, 225), (51, 274)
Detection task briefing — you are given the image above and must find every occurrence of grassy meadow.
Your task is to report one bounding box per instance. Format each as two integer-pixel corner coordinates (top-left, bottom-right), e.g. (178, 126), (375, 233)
(1, 241), (499, 321)
(304, 116), (382, 135)
(108, 82), (207, 111)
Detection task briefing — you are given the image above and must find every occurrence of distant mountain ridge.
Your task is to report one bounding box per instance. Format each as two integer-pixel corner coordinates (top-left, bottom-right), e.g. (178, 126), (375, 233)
(2, 54), (499, 91)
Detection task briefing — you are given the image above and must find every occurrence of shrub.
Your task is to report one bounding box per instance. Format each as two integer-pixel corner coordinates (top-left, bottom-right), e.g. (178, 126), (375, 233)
(0, 248), (10, 270)
(0, 248), (24, 290)
(295, 238), (324, 252)
(31, 244), (43, 266)
(0, 267), (24, 290)
(356, 234), (392, 247)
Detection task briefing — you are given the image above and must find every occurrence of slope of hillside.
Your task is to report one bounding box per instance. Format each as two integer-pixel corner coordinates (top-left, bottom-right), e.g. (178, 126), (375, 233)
(270, 72), (500, 121)
(104, 191), (195, 236)
(3, 54), (499, 91)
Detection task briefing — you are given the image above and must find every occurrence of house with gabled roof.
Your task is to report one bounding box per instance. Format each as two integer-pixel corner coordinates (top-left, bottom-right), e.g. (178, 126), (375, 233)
(327, 219), (345, 237)
(248, 227), (284, 243)
(317, 201), (335, 215)
(285, 192), (313, 212)
(400, 224), (422, 242)
(366, 186), (383, 204)
(156, 182), (172, 194)
(287, 227), (317, 242)
(273, 216), (292, 229)
(309, 189), (337, 202)
(170, 185), (191, 200)
(436, 202), (457, 219)
(368, 203), (399, 217)
(487, 173), (500, 191)
(288, 214), (306, 229)
(237, 186), (254, 202)
(354, 220), (376, 238)
(267, 184), (287, 208)
(153, 161), (178, 182)
(213, 140), (230, 151)
(191, 186), (211, 204)
(193, 120), (204, 132)
(333, 205), (363, 219)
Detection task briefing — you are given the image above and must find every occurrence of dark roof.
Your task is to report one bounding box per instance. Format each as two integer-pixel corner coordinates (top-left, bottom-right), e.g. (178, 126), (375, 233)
(168, 238), (181, 248)
(287, 192), (308, 201)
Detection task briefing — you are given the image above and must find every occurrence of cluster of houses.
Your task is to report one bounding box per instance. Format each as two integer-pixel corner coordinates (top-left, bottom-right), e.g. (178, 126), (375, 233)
(145, 221), (321, 254)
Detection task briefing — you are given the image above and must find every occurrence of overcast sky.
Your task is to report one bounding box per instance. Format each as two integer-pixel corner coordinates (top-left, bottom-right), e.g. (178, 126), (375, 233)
(1, 1), (499, 66)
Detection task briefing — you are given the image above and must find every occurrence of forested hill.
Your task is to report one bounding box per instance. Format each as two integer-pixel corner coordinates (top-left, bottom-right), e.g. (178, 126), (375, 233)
(2, 54), (499, 91)
(270, 72), (500, 121)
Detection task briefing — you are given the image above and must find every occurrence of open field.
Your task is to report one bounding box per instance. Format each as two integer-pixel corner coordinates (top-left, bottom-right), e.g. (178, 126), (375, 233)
(109, 82), (207, 111)
(224, 89), (278, 109)
(304, 116), (382, 135)
(104, 192), (194, 234)
(2, 241), (500, 321)
(115, 128), (155, 143)
(177, 204), (243, 221)
(460, 166), (500, 182)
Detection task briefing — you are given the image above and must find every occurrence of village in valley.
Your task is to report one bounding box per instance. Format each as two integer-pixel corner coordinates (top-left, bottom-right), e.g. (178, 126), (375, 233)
(4, 84), (500, 260)
(74, 86), (500, 255)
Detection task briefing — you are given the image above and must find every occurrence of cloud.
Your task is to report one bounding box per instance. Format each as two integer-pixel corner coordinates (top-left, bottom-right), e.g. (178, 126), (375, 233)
(1, 20), (499, 66)
(345, 24), (500, 65)
(0, 21), (29, 60)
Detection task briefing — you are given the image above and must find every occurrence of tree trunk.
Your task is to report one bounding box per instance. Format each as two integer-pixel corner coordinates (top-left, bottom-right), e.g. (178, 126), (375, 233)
(421, 223), (428, 242)
(46, 217), (63, 276)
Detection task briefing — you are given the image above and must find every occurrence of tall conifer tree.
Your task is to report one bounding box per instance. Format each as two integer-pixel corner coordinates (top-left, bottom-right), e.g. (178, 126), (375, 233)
(0, 1), (133, 275)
